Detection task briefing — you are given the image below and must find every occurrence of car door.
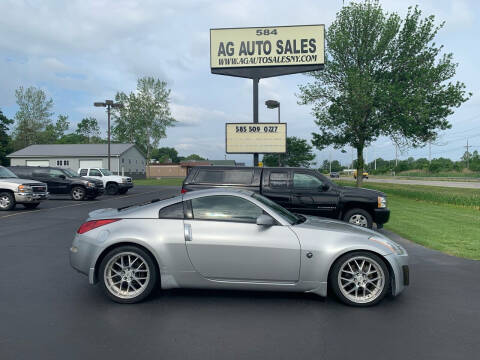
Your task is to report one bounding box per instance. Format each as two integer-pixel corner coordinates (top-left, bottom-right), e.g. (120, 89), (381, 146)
(184, 195), (301, 282)
(291, 171), (339, 218)
(261, 169), (292, 210)
(47, 168), (70, 194)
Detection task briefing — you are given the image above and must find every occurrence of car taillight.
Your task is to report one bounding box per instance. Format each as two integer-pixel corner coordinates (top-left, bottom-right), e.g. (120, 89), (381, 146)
(77, 219), (121, 234)
(181, 188), (188, 194)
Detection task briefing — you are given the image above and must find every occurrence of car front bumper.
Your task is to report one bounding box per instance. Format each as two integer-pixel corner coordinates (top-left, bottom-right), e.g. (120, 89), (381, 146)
(118, 183), (133, 189)
(385, 253), (409, 296)
(373, 208), (390, 226)
(86, 187), (104, 197)
(14, 192), (49, 203)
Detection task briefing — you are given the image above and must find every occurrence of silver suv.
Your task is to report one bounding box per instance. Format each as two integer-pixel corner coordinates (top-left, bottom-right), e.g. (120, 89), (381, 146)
(0, 166), (49, 211)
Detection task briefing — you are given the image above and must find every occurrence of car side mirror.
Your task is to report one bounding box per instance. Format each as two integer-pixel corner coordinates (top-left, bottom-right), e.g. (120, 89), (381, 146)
(319, 184), (330, 191)
(58, 174), (66, 179)
(256, 214), (275, 226)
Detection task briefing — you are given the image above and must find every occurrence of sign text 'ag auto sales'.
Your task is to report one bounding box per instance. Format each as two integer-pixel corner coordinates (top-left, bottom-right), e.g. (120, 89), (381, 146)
(211, 25), (324, 69)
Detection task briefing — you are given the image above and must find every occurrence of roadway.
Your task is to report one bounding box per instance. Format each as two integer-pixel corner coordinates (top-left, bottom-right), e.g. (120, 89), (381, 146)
(1, 185), (479, 360)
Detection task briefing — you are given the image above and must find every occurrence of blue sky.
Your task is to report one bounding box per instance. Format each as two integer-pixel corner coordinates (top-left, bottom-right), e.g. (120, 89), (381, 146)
(1, 0), (479, 166)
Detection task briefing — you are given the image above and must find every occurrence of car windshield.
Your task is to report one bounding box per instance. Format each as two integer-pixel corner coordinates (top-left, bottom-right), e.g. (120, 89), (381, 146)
(62, 168), (78, 178)
(252, 193), (303, 225)
(0, 167), (18, 178)
(100, 169), (113, 176)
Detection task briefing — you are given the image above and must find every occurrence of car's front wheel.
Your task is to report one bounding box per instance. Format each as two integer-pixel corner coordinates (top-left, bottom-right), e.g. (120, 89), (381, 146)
(0, 191), (15, 211)
(106, 183), (119, 195)
(343, 208), (373, 228)
(330, 251), (390, 306)
(71, 186), (86, 201)
(99, 246), (158, 304)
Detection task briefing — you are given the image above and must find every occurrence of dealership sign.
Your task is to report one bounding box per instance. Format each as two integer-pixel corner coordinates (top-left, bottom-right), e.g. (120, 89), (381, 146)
(226, 123), (286, 154)
(211, 25), (325, 78)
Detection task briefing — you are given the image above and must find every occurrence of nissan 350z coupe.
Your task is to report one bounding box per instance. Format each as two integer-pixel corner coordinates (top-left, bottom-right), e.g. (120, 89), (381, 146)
(70, 189), (409, 306)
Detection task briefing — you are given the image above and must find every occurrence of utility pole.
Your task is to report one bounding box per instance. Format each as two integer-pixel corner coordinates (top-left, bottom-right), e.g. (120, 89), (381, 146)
(428, 142), (431, 163)
(329, 150), (332, 173)
(253, 78), (259, 167)
(465, 138), (470, 169)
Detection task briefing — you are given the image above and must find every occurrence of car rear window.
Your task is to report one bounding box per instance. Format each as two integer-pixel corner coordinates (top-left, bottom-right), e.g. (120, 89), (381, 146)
(158, 202), (184, 219)
(79, 169), (88, 176)
(194, 169), (254, 185)
(269, 172), (288, 188)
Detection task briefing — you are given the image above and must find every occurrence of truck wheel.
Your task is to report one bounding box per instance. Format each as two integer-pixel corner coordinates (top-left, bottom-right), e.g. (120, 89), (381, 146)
(343, 208), (373, 228)
(106, 183), (119, 195)
(71, 186), (86, 201)
(0, 191), (15, 211)
(23, 203), (40, 209)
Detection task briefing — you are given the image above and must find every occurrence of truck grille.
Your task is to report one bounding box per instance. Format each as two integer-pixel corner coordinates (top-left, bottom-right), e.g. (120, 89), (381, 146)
(31, 185), (47, 193)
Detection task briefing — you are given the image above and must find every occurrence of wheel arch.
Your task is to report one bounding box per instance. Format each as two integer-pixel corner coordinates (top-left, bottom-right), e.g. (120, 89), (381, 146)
(326, 249), (395, 296)
(93, 241), (161, 286)
(339, 203), (375, 220)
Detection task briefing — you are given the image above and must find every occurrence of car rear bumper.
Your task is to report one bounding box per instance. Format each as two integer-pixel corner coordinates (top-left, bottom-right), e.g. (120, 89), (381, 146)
(14, 192), (49, 203)
(373, 208), (390, 225)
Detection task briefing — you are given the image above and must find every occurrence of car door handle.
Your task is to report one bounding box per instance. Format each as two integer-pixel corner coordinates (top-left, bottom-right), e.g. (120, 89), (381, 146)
(184, 223), (192, 242)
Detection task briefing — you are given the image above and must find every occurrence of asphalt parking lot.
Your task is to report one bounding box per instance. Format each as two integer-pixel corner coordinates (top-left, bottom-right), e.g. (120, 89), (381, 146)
(1, 185), (479, 360)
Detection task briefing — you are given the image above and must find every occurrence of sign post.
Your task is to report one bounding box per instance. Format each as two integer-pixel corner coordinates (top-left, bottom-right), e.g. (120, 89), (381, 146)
(210, 24), (325, 166)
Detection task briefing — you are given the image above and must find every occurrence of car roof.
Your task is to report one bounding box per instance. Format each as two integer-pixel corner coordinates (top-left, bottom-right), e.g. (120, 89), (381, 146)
(182, 188), (254, 201)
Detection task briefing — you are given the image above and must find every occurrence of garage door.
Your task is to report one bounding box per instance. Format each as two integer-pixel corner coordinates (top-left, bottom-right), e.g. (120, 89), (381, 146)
(26, 160), (49, 167)
(79, 160), (103, 169)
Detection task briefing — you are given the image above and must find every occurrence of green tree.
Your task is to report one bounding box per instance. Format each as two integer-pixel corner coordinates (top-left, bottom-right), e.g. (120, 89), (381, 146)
(0, 109), (14, 165)
(182, 154), (205, 161)
(13, 86), (54, 149)
(298, 1), (470, 186)
(151, 147), (179, 163)
(76, 117), (101, 143)
(112, 77), (176, 162)
(38, 114), (70, 143)
(263, 136), (316, 167)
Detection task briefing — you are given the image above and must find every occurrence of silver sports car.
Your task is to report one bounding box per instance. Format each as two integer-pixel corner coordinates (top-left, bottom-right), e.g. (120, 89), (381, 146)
(70, 189), (409, 306)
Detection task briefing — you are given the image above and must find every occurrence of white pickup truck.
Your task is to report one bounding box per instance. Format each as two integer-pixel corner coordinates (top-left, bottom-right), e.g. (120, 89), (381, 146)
(78, 168), (133, 195)
(0, 166), (49, 211)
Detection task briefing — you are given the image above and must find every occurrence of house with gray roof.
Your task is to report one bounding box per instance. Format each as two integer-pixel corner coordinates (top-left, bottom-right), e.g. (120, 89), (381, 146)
(7, 144), (146, 176)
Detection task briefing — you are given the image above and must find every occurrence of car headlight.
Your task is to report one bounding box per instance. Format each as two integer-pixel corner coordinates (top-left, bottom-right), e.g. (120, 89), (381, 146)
(369, 236), (406, 255)
(18, 184), (32, 193)
(87, 182), (96, 188)
(377, 196), (387, 208)
(122, 178), (128, 183)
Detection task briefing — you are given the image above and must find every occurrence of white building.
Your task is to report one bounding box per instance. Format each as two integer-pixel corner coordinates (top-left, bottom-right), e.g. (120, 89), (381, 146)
(7, 143), (146, 176)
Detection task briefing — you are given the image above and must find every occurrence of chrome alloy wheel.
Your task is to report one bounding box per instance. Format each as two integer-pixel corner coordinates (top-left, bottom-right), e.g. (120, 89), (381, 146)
(104, 252), (151, 300)
(338, 256), (385, 304)
(0, 194), (11, 209)
(348, 214), (368, 227)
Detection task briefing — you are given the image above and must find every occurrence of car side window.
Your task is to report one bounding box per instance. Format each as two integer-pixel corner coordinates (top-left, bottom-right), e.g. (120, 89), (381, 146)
(79, 169), (87, 176)
(49, 169), (65, 178)
(158, 202), (184, 219)
(191, 195), (263, 223)
(89, 169), (102, 176)
(293, 173), (323, 189)
(269, 172), (289, 188)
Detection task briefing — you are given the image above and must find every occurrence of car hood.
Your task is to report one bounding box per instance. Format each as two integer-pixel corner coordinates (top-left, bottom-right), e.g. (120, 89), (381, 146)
(296, 215), (379, 237)
(0, 178), (45, 186)
(338, 185), (385, 198)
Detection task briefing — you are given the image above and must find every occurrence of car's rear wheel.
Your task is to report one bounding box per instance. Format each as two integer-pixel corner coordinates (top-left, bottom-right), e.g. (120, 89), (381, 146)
(330, 251), (390, 307)
(343, 208), (373, 228)
(99, 246), (158, 304)
(71, 186), (86, 201)
(23, 203), (40, 209)
(106, 183), (119, 195)
(0, 192), (15, 211)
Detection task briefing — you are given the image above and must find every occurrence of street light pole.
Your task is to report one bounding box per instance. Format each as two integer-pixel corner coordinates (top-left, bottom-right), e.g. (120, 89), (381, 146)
(94, 100), (123, 171)
(265, 99), (281, 166)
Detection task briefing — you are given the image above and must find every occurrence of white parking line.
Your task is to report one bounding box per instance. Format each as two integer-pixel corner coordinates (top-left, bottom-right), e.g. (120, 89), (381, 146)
(0, 190), (169, 219)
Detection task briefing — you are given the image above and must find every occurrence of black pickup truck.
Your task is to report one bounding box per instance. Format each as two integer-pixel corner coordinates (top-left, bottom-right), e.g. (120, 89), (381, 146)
(182, 166), (390, 229)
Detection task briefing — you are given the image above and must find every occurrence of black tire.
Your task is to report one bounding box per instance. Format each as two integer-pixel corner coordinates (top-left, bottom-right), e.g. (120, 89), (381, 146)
(343, 208), (373, 229)
(329, 251), (390, 307)
(0, 191), (15, 211)
(106, 183), (119, 195)
(23, 203), (40, 209)
(71, 186), (86, 201)
(118, 188), (128, 195)
(99, 245), (158, 304)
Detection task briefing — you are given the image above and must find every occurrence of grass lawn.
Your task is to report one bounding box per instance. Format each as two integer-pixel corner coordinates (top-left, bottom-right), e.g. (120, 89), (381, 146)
(134, 178), (184, 186)
(335, 180), (480, 260)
